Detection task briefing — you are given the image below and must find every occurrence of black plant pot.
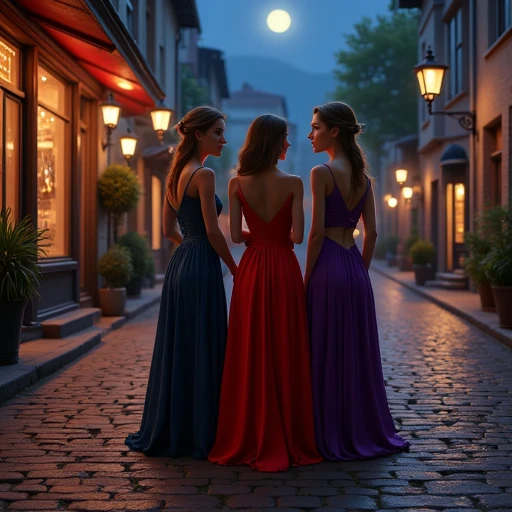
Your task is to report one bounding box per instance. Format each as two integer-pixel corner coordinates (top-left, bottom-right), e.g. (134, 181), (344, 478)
(126, 275), (143, 298)
(413, 264), (434, 286)
(0, 300), (27, 365)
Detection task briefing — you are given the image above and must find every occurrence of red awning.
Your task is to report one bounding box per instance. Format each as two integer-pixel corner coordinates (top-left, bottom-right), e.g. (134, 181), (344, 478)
(16, 0), (165, 115)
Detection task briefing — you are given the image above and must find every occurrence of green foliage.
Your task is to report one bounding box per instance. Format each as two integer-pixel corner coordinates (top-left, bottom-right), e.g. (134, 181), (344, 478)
(404, 232), (420, 256)
(480, 205), (512, 286)
(465, 205), (510, 285)
(98, 245), (133, 288)
(374, 234), (399, 259)
(181, 64), (209, 114)
(0, 209), (47, 302)
(410, 240), (435, 266)
(98, 164), (141, 219)
(145, 253), (155, 280)
(332, 7), (420, 154)
(118, 232), (151, 277)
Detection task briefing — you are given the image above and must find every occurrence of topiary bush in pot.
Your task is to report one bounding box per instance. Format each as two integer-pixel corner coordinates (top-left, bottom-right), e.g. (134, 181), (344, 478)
(118, 231), (151, 297)
(98, 244), (133, 316)
(98, 164), (141, 242)
(410, 239), (435, 286)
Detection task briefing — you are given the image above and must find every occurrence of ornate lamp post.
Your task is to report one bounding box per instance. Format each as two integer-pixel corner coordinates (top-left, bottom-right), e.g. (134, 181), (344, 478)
(100, 92), (121, 162)
(150, 99), (173, 143)
(120, 129), (138, 166)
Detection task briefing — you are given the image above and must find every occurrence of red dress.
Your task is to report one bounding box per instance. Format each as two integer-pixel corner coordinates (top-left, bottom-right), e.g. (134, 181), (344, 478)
(208, 185), (322, 472)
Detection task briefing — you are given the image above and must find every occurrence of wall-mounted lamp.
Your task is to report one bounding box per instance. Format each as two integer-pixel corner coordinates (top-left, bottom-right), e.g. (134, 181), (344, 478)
(150, 99), (173, 143)
(402, 186), (413, 203)
(388, 197), (398, 208)
(395, 169), (408, 186)
(120, 129), (138, 165)
(414, 46), (475, 133)
(100, 92), (121, 151)
(384, 193), (392, 203)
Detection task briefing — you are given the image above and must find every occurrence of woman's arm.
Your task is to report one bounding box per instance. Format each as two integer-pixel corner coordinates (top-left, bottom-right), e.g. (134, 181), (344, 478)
(290, 176), (305, 244)
(361, 180), (378, 270)
(228, 177), (250, 244)
(305, 166), (326, 285)
(197, 168), (237, 276)
(162, 195), (183, 245)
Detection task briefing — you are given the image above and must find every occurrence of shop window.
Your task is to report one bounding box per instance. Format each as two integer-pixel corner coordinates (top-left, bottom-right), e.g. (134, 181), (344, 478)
(454, 183), (465, 244)
(37, 66), (69, 257)
(151, 175), (162, 250)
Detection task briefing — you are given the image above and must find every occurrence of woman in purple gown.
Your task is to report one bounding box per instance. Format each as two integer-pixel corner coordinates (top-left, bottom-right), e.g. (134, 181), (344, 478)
(305, 101), (409, 461)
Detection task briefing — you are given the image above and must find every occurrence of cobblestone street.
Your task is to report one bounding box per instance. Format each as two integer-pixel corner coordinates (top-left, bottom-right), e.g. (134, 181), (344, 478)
(1, 269), (512, 511)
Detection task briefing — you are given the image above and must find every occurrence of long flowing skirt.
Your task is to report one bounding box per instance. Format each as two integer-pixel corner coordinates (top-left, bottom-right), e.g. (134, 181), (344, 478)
(125, 239), (227, 458)
(209, 246), (322, 471)
(307, 238), (409, 460)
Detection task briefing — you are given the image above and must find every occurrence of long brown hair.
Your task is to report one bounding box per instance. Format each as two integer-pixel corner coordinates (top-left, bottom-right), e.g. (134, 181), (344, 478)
(314, 102), (371, 203)
(165, 106), (225, 205)
(237, 114), (287, 175)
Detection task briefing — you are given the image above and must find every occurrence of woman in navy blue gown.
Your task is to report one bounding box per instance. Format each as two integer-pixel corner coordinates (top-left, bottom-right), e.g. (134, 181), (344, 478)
(125, 107), (237, 458)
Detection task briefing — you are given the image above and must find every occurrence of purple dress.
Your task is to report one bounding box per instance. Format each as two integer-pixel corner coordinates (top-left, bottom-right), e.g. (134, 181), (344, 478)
(306, 163), (409, 461)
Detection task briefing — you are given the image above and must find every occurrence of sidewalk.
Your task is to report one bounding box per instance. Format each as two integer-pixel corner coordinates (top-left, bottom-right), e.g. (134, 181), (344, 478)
(371, 259), (512, 350)
(0, 284), (163, 404)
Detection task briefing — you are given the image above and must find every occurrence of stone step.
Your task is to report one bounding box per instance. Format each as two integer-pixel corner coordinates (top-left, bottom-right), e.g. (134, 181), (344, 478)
(41, 307), (101, 339)
(425, 279), (468, 290)
(436, 272), (468, 282)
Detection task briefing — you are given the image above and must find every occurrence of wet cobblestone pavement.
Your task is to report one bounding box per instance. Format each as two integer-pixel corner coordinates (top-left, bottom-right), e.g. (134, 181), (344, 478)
(1, 271), (511, 511)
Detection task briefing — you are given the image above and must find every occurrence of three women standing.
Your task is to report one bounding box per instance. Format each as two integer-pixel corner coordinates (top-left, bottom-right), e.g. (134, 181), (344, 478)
(125, 107), (236, 458)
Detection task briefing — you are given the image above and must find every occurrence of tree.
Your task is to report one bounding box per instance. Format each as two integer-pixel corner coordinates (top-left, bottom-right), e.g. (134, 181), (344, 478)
(332, 6), (420, 156)
(180, 64), (209, 114)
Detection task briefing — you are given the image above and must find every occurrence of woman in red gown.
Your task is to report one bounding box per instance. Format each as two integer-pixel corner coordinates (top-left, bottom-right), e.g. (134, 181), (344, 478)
(209, 114), (322, 472)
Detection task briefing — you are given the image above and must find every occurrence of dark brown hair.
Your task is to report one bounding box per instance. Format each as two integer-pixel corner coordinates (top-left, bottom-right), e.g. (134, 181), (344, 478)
(166, 106), (225, 205)
(313, 101), (371, 203)
(237, 114), (287, 175)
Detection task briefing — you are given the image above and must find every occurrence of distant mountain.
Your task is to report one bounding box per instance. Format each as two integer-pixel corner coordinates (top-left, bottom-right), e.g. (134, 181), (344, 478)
(225, 55), (336, 137)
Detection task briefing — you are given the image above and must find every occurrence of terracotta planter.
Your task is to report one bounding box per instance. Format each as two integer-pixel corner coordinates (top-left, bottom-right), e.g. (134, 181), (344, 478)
(491, 286), (512, 329)
(413, 264), (434, 286)
(478, 283), (496, 312)
(99, 288), (126, 317)
(0, 300), (27, 365)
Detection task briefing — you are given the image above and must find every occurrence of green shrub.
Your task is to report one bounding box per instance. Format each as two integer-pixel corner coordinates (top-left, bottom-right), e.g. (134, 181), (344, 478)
(98, 164), (141, 219)
(0, 209), (47, 302)
(98, 245), (133, 288)
(410, 240), (435, 266)
(374, 235), (399, 259)
(118, 232), (150, 277)
(145, 253), (156, 279)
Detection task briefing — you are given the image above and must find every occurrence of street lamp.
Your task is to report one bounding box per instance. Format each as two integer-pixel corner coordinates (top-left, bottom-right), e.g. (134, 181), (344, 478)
(395, 169), (408, 186)
(100, 92), (121, 151)
(120, 129), (138, 166)
(413, 46), (475, 133)
(402, 186), (413, 203)
(150, 99), (173, 143)
(388, 197), (398, 208)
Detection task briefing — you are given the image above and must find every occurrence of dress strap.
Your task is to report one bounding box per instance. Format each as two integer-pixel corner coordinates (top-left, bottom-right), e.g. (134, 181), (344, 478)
(183, 166), (204, 197)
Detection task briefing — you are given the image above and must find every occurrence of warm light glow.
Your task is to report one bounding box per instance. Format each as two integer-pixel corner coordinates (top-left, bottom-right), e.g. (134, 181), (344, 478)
(267, 9), (291, 33)
(120, 133), (138, 158)
(455, 183), (465, 201)
(402, 186), (413, 200)
(151, 106), (173, 133)
(117, 78), (134, 91)
(413, 47), (448, 102)
(388, 197), (398, 208)
(41, 75), (47, 82)
(384, 193), (392, 202)
(353, 228), (360, 238)
(395, 169), (408, 185)
(100, 93), (121, 129)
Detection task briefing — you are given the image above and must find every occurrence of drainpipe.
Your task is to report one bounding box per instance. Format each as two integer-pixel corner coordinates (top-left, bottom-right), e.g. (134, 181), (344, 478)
(469, 0), (477, 230)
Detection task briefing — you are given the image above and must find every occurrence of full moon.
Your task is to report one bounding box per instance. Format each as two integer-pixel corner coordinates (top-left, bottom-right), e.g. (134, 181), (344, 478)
(267, 10), (291, 33)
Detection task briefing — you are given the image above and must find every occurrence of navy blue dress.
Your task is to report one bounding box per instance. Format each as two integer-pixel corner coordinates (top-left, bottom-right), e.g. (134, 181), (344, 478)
(125, 167), (227, 458)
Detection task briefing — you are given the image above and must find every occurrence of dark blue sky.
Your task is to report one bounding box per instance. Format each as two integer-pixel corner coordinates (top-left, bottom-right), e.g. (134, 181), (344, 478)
(195, 0), (390, 74)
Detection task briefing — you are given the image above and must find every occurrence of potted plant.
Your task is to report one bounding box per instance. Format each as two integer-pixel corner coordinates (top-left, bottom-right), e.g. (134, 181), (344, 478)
(385, 235), (399, 267)
(144, 253), (156, 289)
(398, 231), (419, 272)
(118, 232), (150, 297)
(98, 163), (141, 242)
(0, 209), (47, 365)
(483, 206), (512, 328)
(98, 245), (133, 316)
(410, 239), (435, 286)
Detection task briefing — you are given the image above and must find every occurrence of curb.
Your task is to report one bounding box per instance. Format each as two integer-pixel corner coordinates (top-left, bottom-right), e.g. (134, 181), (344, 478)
(372, 265), (512, 351)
